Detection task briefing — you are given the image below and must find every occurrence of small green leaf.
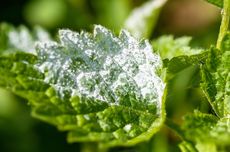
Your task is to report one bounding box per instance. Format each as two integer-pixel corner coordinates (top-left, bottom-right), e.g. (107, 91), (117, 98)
(152, 35), (203, 60)
(182, 111), (230, 146)
(124, 0), (167, 39)
(205, 0), (223, 8)
(201, 33), (230, 117)
(179, 141), (198, 152)
(164, 51), (207, 81)
(180, 33), (230, 151)
(152, 35), (206, 83)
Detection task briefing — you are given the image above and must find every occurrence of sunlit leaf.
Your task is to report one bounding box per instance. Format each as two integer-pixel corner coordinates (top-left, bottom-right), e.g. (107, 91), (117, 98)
(152, 35), (203, 60)
(124, 0), (167, 39)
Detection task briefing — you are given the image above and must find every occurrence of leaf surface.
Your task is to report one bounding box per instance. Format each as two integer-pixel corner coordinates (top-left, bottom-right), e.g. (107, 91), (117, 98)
(181, 33), (230, 151)
(0, 25), (166, 147)
(0, 23), (50, 54)
(152, 35), (203, 60)
(205, 0), (223, 8)
(201, 33), (230, 117)
(152, 35), (206, 82)
(182, 111), (230, 146)
(124, 0), (167, 39)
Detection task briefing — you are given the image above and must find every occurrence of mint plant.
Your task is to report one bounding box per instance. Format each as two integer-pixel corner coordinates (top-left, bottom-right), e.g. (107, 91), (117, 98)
(0, 0), (229, 151)
(0, 24), (166, 148)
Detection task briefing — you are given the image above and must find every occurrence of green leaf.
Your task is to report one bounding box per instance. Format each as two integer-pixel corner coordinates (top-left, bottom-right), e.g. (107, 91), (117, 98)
(205, 0), (223, 8)
(124, 0), (167, 39)
(181, 33), (230, 151)
(0, 23), (51, 106)
(0, 52), (44, 92)
(201, 33), (230, 117)
(164, 51), (207, 81)
(179, 141), (198, 152)
(0, 23), (11, 52)
(195, 142), (217, 152)
(0, 25), (166, 147)
(152, 35), (206, 83)
(182, 111), (230, 146)
(152, 35), (204, 60)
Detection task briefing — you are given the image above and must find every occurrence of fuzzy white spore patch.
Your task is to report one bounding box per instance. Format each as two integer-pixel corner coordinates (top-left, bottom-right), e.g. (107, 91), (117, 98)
(36, 25), (165, 112)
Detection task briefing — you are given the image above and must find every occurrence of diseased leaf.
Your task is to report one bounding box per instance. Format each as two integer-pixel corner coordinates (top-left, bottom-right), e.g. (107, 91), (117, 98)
(124, 0), (167, 39)
(0, 52), (45, 95)
(201, 33), (230, 117)
(0, 23), (52, 118)
(0, 25), (166, 147)
(0, 23), (50, 54)
(205, 0), (223, 8)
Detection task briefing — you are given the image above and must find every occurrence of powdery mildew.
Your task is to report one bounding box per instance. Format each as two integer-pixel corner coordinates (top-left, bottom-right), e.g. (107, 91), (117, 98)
(36, 25), (165, 113)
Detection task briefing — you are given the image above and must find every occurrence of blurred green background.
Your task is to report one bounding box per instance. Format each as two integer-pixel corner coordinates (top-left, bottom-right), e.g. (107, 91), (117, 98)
(0, 0), (221, 152)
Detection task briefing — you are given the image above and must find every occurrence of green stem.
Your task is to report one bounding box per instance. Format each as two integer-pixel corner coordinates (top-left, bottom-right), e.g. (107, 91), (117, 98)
(216, 0), (230, 49)
(165, 118), (185, 140)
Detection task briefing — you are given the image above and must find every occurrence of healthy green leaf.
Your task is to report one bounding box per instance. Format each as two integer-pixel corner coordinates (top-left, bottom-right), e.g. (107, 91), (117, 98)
(124, 0), (167, 39)
(164, 52), (208, 81)
(179, 141), (198, 152)
(0, 25), (166, 147)
(201, 33), (230, 117)
(152, 35), (206, 83)
(152, 35), (203, 60)
(181, 33), (230, 151)
(205, 0), (223, 8)
(182, 111), (230, 146)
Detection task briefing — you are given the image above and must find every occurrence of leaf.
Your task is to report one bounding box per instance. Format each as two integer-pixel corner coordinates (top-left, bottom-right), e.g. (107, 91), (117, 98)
(152, 35), (203, 60)
(205, 0), (223, 8)
(163, 51), (207, 81)
(0, 25), (166, 147)
(0, 23), (50, 55)
(124, 0), (167, 39)
(0, 23), (52, 118)
(0, 52), (43, 92)
(201, 33), (230, 117)
(181, 33), (230, 151)
(153, 35), (206, 81)
(151, 35), (207, 88)
(179, 141), (198, 152)
(182, 111), (230, 146)
(195, 142), (217, 152)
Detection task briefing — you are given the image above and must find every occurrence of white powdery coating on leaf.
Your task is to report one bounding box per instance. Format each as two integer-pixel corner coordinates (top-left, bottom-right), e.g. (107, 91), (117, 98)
(8, 26), (51, 54)
(9, 27), (34, 53)
(36, 25), (165, 111)
(124, 0), (167, 38)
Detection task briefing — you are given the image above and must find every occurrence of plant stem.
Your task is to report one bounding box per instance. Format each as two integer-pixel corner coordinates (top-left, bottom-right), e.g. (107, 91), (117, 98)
(165, 119), (198, 151)
(165, 118), (185, 140)
(216, 0), (230, 49)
